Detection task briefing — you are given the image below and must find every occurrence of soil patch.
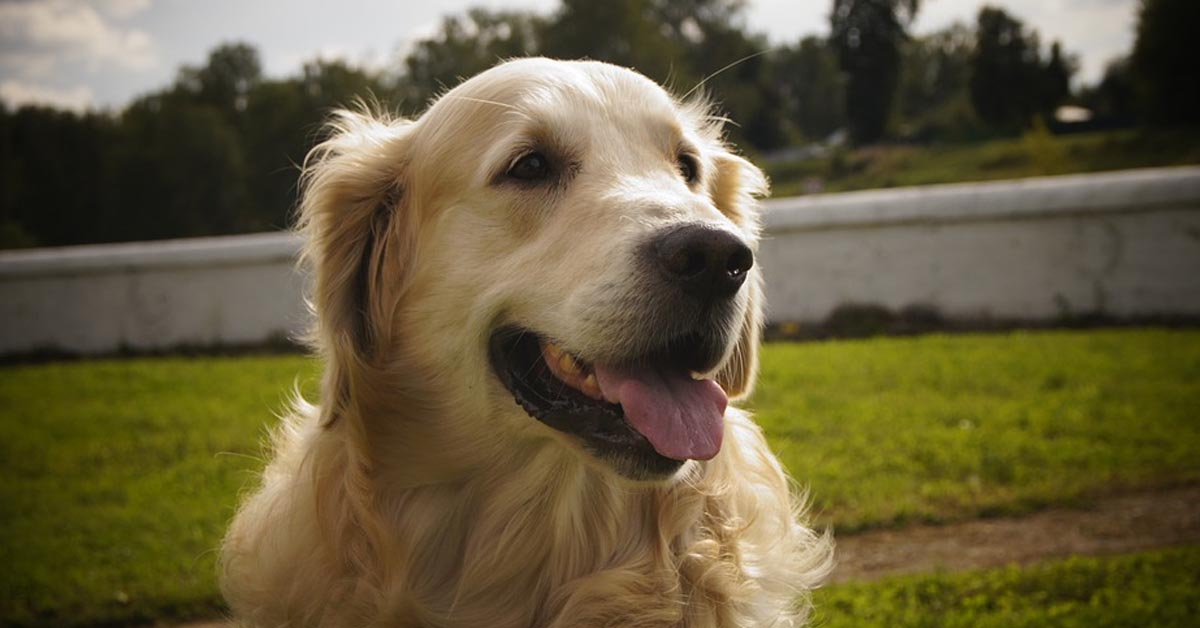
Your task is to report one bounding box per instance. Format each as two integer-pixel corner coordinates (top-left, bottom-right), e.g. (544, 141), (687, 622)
(830, 484), (1200, 583)
(174, 486), (1200, 627)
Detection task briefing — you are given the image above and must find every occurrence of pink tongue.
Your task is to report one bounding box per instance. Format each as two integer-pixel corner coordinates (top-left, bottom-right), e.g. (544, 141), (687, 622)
(593, 363), (727, 461)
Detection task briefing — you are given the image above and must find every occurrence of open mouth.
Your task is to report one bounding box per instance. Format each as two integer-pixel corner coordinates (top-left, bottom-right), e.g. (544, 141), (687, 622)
(489, 327), (729, 478)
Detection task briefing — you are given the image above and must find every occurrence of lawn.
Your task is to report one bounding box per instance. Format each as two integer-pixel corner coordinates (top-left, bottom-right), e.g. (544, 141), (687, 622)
(764, 127), (1200, 198)
(752, 329), (1200, 532)
(0, 357), (319, 627)
(1, 328), (1198, 626)
(814, 546), (1200, 628)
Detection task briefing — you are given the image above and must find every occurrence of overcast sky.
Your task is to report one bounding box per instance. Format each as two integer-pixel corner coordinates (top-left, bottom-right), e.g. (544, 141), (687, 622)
(0, 0), (1140, 112)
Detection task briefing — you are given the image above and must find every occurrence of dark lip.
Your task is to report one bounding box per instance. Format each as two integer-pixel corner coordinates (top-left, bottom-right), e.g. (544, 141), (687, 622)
(488, 326), (724, 478)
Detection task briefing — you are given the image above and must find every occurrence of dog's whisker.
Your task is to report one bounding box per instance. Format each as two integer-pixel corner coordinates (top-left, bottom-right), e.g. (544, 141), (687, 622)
(681, 49), (775, 102)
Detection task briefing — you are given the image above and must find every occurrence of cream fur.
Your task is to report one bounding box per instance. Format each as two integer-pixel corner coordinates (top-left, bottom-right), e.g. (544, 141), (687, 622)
(221, 58), (833, 627)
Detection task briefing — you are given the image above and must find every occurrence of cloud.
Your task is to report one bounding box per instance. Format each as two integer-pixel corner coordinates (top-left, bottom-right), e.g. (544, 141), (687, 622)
(0, 79), (94, 111)
(0, 0), (156, 78)
(96, 0), (153, 19)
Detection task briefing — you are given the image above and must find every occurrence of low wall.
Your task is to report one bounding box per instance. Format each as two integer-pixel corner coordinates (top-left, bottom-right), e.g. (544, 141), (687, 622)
(758, 166), (1200, 326)
(0, 233), (305, 355)
(1, 167), (1198, 356)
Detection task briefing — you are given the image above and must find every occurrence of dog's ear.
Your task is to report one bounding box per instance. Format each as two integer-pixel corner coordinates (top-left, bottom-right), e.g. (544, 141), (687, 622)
(296, 110), (418, 421)
(709, 152), (768, 400)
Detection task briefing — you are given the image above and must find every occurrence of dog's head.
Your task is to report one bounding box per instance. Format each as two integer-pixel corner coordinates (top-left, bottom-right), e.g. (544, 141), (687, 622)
(300, 58), (767, 481)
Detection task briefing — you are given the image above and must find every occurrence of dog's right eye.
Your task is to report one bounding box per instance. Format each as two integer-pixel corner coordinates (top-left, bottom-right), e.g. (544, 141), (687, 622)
(507, 152), (552, 182)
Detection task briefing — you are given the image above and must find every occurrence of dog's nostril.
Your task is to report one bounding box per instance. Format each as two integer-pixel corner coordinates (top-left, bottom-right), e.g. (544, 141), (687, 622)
(653, 225), (753, 301)
(727, 246), (753, 278)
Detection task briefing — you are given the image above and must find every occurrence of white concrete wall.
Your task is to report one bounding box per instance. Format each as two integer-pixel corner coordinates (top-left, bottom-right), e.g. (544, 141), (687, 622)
(758, 166), (1200, 324)
(0, 232), (306, 355)
(1, 166), (1198, 356)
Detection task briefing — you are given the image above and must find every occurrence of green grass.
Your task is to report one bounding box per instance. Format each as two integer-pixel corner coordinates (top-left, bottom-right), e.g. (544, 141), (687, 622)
(752, 329), (1200, 531)
(0, 357), (319, 627)
(765, 127), (1200, 197)
(1, 328), (1198, 625)
(813, 546), (1200, 628)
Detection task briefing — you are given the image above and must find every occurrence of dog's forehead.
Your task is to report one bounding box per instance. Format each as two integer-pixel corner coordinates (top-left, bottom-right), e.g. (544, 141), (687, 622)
(433, 58), (688, 143)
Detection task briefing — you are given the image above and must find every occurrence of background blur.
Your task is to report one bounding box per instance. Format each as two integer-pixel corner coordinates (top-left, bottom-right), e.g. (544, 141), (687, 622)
(1, 0), (1196, 249)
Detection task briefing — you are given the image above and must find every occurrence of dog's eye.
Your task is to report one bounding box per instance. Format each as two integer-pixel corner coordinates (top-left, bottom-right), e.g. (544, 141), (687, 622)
(678, 154), (700, 184)
(507, 152), (552, 182)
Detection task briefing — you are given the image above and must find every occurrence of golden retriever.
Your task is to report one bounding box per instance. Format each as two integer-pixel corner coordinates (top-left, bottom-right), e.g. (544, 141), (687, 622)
(221, 58), (832, 627)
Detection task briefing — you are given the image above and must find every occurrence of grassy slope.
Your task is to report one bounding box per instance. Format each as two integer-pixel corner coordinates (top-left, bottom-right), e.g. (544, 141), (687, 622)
(1, 329), (1198, 625)
(752, 329), (1200, 532)
(765, 127), (1200, 198)
(814, 546), (1200, 628)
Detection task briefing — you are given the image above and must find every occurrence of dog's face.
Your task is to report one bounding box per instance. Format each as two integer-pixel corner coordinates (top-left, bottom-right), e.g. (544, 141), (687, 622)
(304, 59), (766, 481)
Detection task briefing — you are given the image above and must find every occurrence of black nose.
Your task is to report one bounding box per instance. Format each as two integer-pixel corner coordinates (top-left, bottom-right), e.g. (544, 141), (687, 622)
(653, 225), (753, 301)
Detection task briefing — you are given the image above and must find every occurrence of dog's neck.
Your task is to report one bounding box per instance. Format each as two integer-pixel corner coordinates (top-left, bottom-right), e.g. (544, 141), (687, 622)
(330, 415), (718, 624)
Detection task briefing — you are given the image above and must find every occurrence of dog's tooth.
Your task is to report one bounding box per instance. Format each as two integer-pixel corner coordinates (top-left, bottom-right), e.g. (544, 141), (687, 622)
(542, 341), (563, 364)
(559, 353), (583, 378)
(580, 373), (603, 400)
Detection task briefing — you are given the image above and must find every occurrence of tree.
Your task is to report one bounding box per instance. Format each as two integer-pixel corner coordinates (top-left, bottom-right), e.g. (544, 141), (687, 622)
(399, 9), (544, 112)
(830, 0), (920, 144)
(110, 95), (249, 240)
(969, 6), (1074, 131)
(540, 0), (680, 84)
(1079, 56), (1136, 123)
(0, 106), (116, 247)
(176, 43), (263, 118)
(242, 60), (390, 231)
(1131, 0), (1200, 125)
(772, 37), (846, 142)
(894, 23), (977, 139)
(1039, 42), (1073, 115)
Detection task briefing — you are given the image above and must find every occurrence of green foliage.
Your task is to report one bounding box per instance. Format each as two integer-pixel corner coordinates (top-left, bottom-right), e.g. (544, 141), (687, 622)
(1, 0), (1195, 248)
(772, 36), (846, 142)
(0, 42), (389, 248)
(0, 106), (117, 247)
(1131, 0), (1200, 125)
(112, 95), (249, 239)
(830, 0), (920, 143)
(1019, 116), (1065, 176)
(969, 6), (1076, 131)
(1078, 57), (1136, 123)
(895, 23), (979, 140)
(750, 329), (1200, 531)
(766, 127), (1200, 197)
(815, 547), (1200, 627)
(399, 8), (544, 112)
(1, 329), (1198, 624)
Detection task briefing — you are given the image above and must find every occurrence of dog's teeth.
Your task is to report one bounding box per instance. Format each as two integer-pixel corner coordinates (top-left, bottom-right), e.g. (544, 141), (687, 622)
(580, 373), (603, 400)
(542, 341), (563, 363)
(559, 353), (583, 377)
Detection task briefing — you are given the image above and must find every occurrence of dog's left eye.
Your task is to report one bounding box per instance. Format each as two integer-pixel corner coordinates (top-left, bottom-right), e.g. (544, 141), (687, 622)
(507, 152), (552, 182)
(678, 154), (700, 184)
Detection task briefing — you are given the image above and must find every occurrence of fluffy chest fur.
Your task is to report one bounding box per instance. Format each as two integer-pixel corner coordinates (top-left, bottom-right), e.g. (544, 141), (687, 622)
(222, 406), (829, 628)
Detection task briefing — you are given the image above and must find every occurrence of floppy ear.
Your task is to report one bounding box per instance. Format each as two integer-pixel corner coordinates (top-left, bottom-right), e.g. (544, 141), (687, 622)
(710, 152), (768, 400)
(296, 110), (418, 423)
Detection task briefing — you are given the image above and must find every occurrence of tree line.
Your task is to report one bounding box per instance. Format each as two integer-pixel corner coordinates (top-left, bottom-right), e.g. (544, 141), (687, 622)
(1, 0), (1195, 249)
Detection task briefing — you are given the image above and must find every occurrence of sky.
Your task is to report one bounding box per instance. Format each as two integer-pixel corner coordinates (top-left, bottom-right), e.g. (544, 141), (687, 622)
(0, 0), (1141, 113)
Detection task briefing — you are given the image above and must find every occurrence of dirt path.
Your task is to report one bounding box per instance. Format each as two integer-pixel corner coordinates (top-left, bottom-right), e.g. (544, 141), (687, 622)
(830, 484), (1200, 583)
(177, 486), (1200, 626)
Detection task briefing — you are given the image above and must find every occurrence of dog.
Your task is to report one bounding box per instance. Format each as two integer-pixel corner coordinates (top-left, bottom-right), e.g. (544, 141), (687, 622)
(221, 58), (832, 627)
